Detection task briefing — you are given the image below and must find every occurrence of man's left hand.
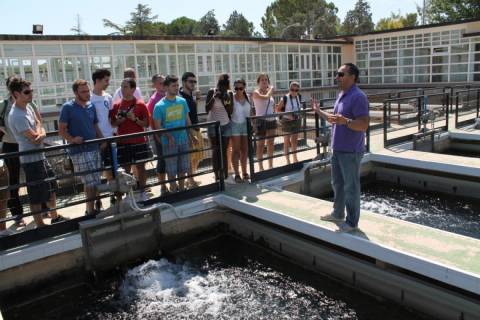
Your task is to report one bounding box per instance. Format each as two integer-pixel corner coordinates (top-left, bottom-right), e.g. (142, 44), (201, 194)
(331, 114), (348, 125)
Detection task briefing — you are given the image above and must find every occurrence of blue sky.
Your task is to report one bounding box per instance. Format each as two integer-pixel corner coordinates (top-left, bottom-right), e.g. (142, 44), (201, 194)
(0, 0), (421, 35)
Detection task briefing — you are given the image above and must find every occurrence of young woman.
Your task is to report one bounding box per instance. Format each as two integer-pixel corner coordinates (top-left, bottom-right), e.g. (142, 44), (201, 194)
(206, 74), (233, 180)
(230, 79), (251, 182)
(252, 73), (276, 170)
(276, 81), (302, 164)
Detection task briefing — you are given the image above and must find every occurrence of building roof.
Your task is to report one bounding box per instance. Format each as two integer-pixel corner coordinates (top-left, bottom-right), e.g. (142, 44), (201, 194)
(0, 34), (350, 45)
(324, 17), (480, 40)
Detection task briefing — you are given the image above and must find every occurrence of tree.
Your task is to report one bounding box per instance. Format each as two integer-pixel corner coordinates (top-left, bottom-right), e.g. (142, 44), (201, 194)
(341, 0), (374, 34)
(167, 17), (198, 35)
(222, 11), (255, 37)
(196, 10), (220, 35)
(261, 0), (339, 39)
(71, 14), (87, 35)
(376, 12), (418, 31)
(425, 0), (480, 23)
(103, 3), (159, 36)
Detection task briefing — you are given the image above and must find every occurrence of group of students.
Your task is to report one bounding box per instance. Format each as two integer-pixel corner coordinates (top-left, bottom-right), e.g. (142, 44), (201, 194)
(0, 68), (306, 235)
(205, 72), (304, 183)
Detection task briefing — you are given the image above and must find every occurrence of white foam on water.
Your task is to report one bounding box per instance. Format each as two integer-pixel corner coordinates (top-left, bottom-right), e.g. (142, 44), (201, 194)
(119, 258), (227, 318)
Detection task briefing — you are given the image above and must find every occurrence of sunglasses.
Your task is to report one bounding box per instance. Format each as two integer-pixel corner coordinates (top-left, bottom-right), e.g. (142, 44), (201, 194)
(290, 88), (299, 92)
(22, 89), (33, 95)
(234, 87), (244, 91)
(336, 72), (346, 78)
(187, 80), (197, 84)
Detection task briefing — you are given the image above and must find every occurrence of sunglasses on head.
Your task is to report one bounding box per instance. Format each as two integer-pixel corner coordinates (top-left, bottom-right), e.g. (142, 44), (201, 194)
(234, 87), (244, 91)
(22, 89), (33, 95)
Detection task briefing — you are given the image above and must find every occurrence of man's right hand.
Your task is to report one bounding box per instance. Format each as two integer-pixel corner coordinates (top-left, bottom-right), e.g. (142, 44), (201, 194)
(71, 136), (83, 144)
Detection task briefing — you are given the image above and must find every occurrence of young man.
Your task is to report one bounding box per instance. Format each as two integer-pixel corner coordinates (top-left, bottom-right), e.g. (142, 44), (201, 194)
(59, 79), (104, 215)
(110, 78), (150, 201)
(0, 76), (44, 228)
(91, 69), (114, 207)
(147, 74), (168, 194)
(179, 72), (202, 188)
(8, 77), (65, 226)
(112, 68), (143, 102)
(153, 75), (194, 192)
(313, 63), (369, 233)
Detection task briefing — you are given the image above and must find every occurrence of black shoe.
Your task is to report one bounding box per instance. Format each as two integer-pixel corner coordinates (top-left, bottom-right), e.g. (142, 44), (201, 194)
(95, 199), (103, 211)
(51, 215), (68, 224)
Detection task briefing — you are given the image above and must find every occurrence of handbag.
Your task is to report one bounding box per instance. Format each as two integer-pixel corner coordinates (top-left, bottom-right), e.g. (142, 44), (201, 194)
(254, 98), (277, 136)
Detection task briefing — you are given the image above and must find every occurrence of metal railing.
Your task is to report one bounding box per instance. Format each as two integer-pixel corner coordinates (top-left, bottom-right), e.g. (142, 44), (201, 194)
(454, 88), (480, 129)
(383, 92), (449, 147)
(0, 121), (224, 250)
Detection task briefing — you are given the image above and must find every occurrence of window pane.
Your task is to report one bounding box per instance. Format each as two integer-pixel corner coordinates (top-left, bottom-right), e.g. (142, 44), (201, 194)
(197, 44), (213, 53)
(136, 43), (156, 54)
(63, 44), (87, 56)
(23, 59), (33, 81)
(3, 44), (32, 57)
(51, 57), (64, 83)
(35, 45), (61, 56)
(37, 59), (49, 82)
(64, 58), (75, 82)
(89, 44), (111, 55)
(158, 56), (167, 74)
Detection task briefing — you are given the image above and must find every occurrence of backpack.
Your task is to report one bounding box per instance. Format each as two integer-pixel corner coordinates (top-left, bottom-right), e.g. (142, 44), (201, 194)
(0, 99), (8, 127)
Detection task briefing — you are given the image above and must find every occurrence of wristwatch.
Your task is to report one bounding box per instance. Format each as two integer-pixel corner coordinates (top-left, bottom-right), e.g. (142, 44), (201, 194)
(346, 119), (352, 126)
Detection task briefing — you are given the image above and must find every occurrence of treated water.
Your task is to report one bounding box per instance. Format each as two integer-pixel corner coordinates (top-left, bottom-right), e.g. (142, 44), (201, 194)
(11, 236), (432, 320)
(361, 183), (480, 239)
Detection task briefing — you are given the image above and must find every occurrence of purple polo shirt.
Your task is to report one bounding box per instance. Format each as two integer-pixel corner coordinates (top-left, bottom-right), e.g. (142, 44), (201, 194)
(331, 85), (369, 153)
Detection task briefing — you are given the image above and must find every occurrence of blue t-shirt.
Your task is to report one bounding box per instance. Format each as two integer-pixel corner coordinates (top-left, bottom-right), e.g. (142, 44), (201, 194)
(331, 85), (369, 153)
(59, 100), (99, 154)
(153, 96), (189, 145)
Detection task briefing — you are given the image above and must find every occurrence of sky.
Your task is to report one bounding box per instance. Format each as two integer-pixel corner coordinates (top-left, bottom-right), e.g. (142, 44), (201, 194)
(0, 0), (421, 36)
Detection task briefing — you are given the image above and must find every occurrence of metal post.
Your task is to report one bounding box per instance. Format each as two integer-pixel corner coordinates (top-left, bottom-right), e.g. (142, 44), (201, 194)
(455, 94), (459, 128)
(445, 93), (449, 131)
(366, 119), (371, 153)
(476, 89), (480, 118)
(110, 142), (118, 178)
(215, 122), (225, 191)
(320, 100), (326, 133)
(314, 112), (321, 155)
(383, 102), (388, 147)
(246, 116), (256, 183)
(417, 96), (422, 131)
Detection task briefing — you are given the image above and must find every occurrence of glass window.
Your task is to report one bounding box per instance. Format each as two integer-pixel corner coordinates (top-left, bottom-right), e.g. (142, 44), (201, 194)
(136, 43), (156, 54)
(450, 74), (467, 82)
(357, 53), (367, 60)
(400, 49), (413, 57)
(6, 58), (20, 77)
(451, 44), (468, 54)
(275, 45), (287, 53)
(63, 44), (87, 56)
(300, 45), (310, 53)
(450, 54), (468, 63)
(158, 55), (167, 74)
(113, 44), (134, 55)
(384, 50), (397, 59)
(222, 54), (230, 73)
(432, 65), (448, 73)
(168, 55), (177, 74)
(23, 59), (33, 81)
(229, 44), (244, 53)
(125, 56), (135, 70)
(37, 59), (49, 82)
(415, 57), (430, 65)
(113, 56), (126, 79)
(415, 75), (430, 82)
(177, 43), (195, 53)
(369, 68), (382, 76)
(51, 57), (64, 83)
(137, 56), (148, 78)
(89, 44), (111, 55)
(369, 60), (382, 68)
(288, 45), (299, 53)
(432, 56), (448, 64)
(384, 76), (397, 84)
(415, 66), (430, 74)
(3, 44), (33, 57)
(247, 44), (259, 53)
(157, 43), (176, 53)
(76, 57), (89, 81)
(64, 58), (75, 82)
(400, 76), (413, 83)
(432, 74), (448, 82)
(400, 58), (413, 65)
(384, 59), (397, 67)
(415, 48), (430, 56)
(450, 64), (468, 73)
(35, 45), (61, 56)
(400, 67), (413, 75)
(384, 68), (397, 75)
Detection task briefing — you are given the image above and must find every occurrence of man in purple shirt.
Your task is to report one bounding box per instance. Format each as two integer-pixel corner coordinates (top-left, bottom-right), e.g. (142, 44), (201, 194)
(313, 63), (369, 232)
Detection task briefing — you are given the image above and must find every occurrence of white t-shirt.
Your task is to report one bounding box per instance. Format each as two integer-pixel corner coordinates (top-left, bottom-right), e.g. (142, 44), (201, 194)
(253, 94), (275, 120)
(231, 96), (251, 123)
(90, 91), (114, 137)
(112, 87), (143, 103)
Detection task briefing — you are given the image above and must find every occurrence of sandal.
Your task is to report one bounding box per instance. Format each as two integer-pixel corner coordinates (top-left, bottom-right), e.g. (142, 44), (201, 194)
(14, 219), (26, 228)
(234, 175), (243, 183)
(242, 173), (250, 181)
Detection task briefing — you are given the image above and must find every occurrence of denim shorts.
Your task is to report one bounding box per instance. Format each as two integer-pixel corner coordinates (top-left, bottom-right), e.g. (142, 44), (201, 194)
(207, 122), (232, 138)
(230, 121), (248, 136)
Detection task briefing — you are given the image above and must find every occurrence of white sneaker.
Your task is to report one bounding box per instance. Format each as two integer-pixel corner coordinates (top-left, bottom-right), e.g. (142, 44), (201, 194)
(320, 214), (344, 222)
(0, 229), (14, 237)
(225, 175), (236, 185)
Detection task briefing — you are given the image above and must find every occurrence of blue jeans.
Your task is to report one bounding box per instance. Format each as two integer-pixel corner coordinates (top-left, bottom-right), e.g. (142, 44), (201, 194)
(331, 151), (363, 227)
